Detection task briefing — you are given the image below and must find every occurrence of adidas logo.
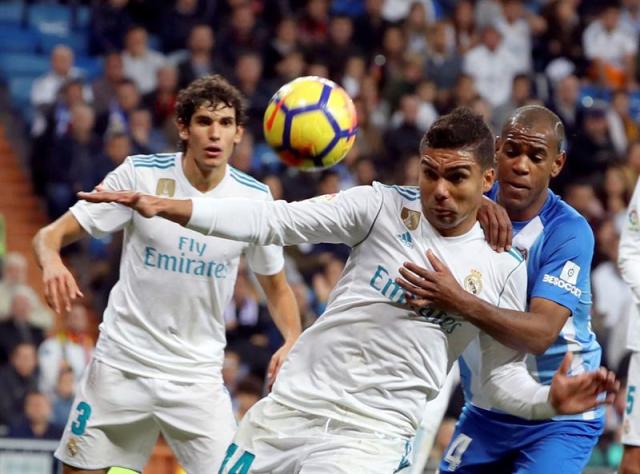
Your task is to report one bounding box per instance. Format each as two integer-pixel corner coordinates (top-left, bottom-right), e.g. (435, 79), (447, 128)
(396, 231), (413, 248)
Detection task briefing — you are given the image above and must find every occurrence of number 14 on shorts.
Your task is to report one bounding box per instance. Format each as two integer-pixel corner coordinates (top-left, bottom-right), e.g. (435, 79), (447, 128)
(218, 443), (255, 474)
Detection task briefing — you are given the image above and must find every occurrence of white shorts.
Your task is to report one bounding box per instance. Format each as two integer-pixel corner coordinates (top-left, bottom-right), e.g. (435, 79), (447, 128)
(54, 359), (236, 473)
(623, 351), (640, 446)
(219, 397), (412, 474)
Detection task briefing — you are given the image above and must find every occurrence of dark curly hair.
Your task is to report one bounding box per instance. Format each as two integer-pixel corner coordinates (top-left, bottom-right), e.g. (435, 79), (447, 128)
(419, 107), (495, 169)
(175, 75), (247, 148)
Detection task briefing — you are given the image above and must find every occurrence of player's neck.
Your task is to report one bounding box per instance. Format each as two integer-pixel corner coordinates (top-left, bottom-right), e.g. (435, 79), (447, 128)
(433, 215), (477, 237)
(502, 189), (548, 222)
(182, 154), (226, 192)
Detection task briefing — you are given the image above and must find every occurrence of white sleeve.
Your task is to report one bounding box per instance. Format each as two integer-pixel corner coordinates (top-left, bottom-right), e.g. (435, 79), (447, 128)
(479, 261), (557, 420)
(187, 185), (384, 248)
(69, 157), (136, 238)
(619, 179), (640, 302)
(244, 191), (285, 276)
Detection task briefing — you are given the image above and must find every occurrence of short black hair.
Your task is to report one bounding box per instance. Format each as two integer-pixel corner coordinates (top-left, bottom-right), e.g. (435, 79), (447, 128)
(419, 107), (495, 169)
(502, 105), (566, 153)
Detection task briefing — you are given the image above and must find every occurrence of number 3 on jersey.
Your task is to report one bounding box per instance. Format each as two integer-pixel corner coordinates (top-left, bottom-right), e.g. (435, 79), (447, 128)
(71, 401), (92, 435)
(218, 443), (255, 474)
(444, 433), (472, 471)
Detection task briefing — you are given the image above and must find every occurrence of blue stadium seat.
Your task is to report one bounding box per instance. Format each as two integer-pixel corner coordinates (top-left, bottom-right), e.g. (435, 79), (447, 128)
(75, 55), (103, 80)
(39, 31), (88, 55)
(0, 53), (49, 78)
(73, 5), (90, 31)
(0, 2), (25, 26)
(8, 75), (35, 109)
(27, 4), (71, 36)
(0, 26), (39, 53)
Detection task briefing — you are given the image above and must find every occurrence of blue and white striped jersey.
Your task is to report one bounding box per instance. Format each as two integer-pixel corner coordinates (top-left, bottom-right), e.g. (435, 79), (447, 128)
(460, 185), (603, 421)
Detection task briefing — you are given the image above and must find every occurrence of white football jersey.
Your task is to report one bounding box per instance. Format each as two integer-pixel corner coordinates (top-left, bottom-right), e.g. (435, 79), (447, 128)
(70, 153), (284, 382)
(619, 177), (640, 352)
(188, 182), (553, 438)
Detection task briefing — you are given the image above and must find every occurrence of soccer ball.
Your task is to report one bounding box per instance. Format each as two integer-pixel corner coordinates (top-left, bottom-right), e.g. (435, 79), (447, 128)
(263, 76), (358, 171)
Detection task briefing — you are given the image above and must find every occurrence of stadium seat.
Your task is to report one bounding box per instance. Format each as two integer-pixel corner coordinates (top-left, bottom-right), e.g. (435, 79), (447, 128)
(39, 31), (88, 55)
(0, 26), (39, 54)
(7, 75), (35, 108)
(0, 53), (49, 78)
(75, 55), (103, 80)
(27, 3), (71, 36)
(0, 2), (25, 27)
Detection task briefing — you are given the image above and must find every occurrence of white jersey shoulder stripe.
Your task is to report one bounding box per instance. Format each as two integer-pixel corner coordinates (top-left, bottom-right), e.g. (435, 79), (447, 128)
(229, 167), (269, 193)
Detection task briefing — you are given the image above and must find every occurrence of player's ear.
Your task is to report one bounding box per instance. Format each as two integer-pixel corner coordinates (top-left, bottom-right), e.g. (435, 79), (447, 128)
(551, 151), (566, 178)
(482, 166), (495, 193)
(234, 125), (244, 144)
(176, 119), (189, 141)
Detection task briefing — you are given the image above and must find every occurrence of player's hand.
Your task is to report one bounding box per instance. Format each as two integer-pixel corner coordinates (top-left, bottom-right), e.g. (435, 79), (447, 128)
(266, 340), (295, 391)
(396, 250), (468, 314)
(549, 352), (619, 415)
(42, 259), (84, 314)
(478, 197), (512, 252)
(77, 190), (161, 218)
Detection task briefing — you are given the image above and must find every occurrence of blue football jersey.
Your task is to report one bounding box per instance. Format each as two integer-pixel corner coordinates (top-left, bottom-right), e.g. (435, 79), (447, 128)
(459, 185), (603, 421)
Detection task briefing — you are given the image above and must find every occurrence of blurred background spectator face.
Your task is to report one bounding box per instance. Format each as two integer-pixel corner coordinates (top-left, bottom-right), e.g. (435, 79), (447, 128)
(105, 132), (132, 166)
(235, 53), (263, 87)
(52, 46), (74, 77)
(125, 27), (149, 57)
(188, 25), (214, 54)
(2, 253), (27, 287)
(24, 392), (52, 426)
(71, 104), (96, 138)
(627, 141), (640, 174)
(156, 66), (178, 93)
(222, 349), (241, 390)
(564, 181), (605, 221)
(481, 25), (502, 51)
(10, 291), (33, 324)
(116, 80), (141, 113)
(56, 369), (75, 400)
(11, 343), (37, 379)
(329, 16), (353, 47)
(66, 303), (89, 335)
(104, 53), (124, 84)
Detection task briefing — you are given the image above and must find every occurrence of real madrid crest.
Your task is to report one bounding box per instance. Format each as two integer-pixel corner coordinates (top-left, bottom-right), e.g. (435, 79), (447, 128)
(629, 209), (640, 232)
(401, 207), (421, 231)
(67, 437), (79, 456)
(464, 269), (483, 295)
(156, 178), (176, 197)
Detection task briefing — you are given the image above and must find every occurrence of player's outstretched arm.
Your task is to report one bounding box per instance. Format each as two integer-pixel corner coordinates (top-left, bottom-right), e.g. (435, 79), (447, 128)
(481, 335), (619, 420)
(396, 250), (567, 354)
(33, 212), (86, 314)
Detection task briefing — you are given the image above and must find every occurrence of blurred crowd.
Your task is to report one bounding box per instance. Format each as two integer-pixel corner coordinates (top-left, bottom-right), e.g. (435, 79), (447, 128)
(2, 0), (640, 471)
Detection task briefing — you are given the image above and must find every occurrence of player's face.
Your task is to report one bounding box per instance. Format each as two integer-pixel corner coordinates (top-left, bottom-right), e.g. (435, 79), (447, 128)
(496, 122), (565, 221)
(179, 104), (244, 171)
(419, 148), (494, 236)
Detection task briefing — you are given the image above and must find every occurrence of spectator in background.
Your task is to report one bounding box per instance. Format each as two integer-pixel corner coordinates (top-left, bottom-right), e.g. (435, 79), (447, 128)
(311, 15), (361, 80)
(160, 0), (204, 53)
(450, 73), (479, 110)
(547, 74), (582, 144)
(143, 65), (178, 129)
(233, 52), (273, 138)
(424, 21), (462, 106)
(537, 0), (584, 71)
(452, 0), (478, 54)
(297, 0), (331, 49)
(608, 89), (640, 156)
(381, 0), (436, 25)
(403, 2), (431, 56)
(568, 104), (620, 186)
(46, 103), (102, 218)
(0, 253), (52, 330)
(384, 94), (427, 159)
(177, 24), (226, 89)
(601, 164), (635, 226)
(8, 391), (63, 440)
(341, 55), (367, 98)
(592, 217), (633, 369)
(495, 0), (543, 73)
(353, 0), (390, 61)
(129, 108), (168, 154)
(222, 349), (243, 395)
(31, 45), (91, 109)
(216, 3), (268, 68)
(627, 141), (640, 177)
(38, 303), (93, 397)
(122, 26), (166, 95)
(89, 0), (133, 55)
(92, 52), (125, 116)
(463, 23), (520, 108)
(274, 49), (307, 85)
(352, 96), (385, 161)
(375, 26), (407, 91)
(0, 343), (38, 430)
(51, 368), (75, 429)
(311, 255), (345, 315)
(264, 18), (301, 80)
(563, 179), (605, 225)
(621, 0), (640, 33)
(583, 1), (637, 88)
(96, 78), (141, 136)
(492, 73), (534, 131)
(0, 289), (44, 365)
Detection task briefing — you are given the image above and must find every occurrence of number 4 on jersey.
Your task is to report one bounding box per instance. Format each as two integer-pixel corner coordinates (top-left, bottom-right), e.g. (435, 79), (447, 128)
(218, 443), (255, 474)
(444, 433), (472, 471)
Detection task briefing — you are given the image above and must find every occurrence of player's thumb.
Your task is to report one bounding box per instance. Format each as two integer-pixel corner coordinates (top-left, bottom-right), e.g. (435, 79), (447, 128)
(558, 352), (573, 375)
